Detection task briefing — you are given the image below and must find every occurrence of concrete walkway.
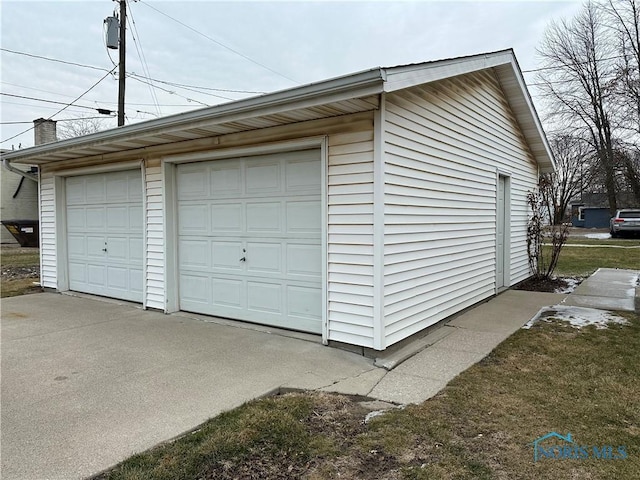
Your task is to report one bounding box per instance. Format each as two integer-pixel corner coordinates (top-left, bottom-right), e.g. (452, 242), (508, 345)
(321, 290), (565, 404)
(563, 267), (639, 312)
(1, 290), (563, 479)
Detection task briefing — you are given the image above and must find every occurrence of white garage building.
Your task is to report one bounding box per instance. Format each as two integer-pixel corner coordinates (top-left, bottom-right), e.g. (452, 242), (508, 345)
(2, 50), (554, 352)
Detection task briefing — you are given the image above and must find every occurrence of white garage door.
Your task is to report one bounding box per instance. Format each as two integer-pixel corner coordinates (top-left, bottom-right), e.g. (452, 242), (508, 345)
(177, 150), (322, 333)
(66, 170), (144, 302)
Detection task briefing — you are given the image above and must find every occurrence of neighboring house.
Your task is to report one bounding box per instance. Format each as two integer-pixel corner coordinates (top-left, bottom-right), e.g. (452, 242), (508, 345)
(1, 50), (554, 352)
(571, 192), (638, 228)
(570, 204), (611, 229)
(0, 149), (38, 244)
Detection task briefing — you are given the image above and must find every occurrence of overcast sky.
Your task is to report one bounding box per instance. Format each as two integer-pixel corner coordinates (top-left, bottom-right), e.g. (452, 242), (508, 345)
(1, 0), (583, 149)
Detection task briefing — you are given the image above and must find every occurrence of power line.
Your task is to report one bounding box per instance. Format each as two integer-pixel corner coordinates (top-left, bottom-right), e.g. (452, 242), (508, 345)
(1, 93), (107, 111)
(1, 100), (103, 115)
(0, 47), (112, 73)
(1, 116), (116, 125)
(138, 0), (298, 84)
(127, 2), (162, 116)
(127, 74), (210, 106)
(1, 67), (117, 144)
(128, 73), (233, 101)
(0, 89), (210, 108)
(2, 47), (264, 95)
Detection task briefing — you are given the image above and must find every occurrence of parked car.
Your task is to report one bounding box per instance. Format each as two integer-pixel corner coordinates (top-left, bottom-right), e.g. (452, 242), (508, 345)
(610, 209), (640, 237)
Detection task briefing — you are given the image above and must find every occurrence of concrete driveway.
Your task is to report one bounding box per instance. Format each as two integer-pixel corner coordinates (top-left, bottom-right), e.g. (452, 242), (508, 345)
(1, 293), (374, 480)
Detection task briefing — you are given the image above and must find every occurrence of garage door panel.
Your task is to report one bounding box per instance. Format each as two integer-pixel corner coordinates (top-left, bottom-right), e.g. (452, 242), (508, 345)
(128, 175), (143, 201)
(129, 237), (144, 262)
(286, 244), (322, 278)
(211, 203), (243, 232)
(286, 158), (321, 192)
(178, 204), (208, 233)
(105, 236), (128, 260)
(212, 277), (243, 308)
(246, 242), (281, 274)
(67, 234), (86, 257)
(178, 150), (322, 334)
(180, 239), (210, 268)
(85, 177), (106, 203)
(288, 285), (322, 320)
(87, 264), (106, 286)
(212, 242), (243, 271)
(66, 207), (86, 230)
(247, 281), (282, 314)
(177, 167), (208, 199)
(106, 175), (128, 202)
(69, 262), (86, 283)
(86, 236), (106, 258)
(180, 274), (210, 303)
(246, 162), (280, 194)
(86, 207), (106, 230)
(129, 205), (144, 230)
(129, 269), (143, 294)
(246, 202), (281, 233)
(66, 178), (85, 204)
(107, 265), (128, 290)
(66, 170), (143, 303)
(210, 164), (242, 195)
(286, 201), (321, 233)
(107, 206), (128, 230)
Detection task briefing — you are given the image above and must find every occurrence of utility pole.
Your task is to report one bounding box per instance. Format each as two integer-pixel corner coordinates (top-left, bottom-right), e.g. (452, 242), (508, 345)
(117, 0), (126, 126)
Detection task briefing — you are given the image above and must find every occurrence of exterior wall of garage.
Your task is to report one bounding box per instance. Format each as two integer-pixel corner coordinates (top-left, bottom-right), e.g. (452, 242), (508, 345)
(35, 77), (538, 351)
(37, 112), (378, 346)
(380, 71), (538, 348)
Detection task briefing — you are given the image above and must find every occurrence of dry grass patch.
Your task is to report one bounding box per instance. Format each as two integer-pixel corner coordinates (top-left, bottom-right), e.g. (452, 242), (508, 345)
(1, 246), (41, 297)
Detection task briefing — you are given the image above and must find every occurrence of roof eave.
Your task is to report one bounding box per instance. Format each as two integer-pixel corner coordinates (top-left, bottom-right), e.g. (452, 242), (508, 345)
(2, 68), (385, 165)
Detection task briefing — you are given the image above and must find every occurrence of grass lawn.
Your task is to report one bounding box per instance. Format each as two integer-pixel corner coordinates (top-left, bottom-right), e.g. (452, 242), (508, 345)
(564, 237), (640, 247)
(0, 246), (42, 297)
(552, 244), (640, 277)
(98, 312), (640, 480)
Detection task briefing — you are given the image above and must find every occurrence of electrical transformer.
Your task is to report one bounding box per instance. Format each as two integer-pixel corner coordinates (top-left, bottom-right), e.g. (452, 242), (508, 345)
(105, 16), (119, 49)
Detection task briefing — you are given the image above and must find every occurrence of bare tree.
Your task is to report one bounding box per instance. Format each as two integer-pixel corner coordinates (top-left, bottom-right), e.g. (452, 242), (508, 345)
(57, 117), (109, 140)
(605, 0), (640, 134)
(527, 189), (569, 280)
(537, 1), (621, 214)
(540, 135), (593, 224)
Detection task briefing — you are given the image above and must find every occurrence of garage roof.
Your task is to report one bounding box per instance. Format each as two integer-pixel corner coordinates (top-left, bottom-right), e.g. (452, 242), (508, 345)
(2, 49), (554, 172)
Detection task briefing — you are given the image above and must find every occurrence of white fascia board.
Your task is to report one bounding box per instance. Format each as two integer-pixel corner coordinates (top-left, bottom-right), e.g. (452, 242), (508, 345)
(2, 69), (385, 165)
(381, 50), (514, 93)
(496, 57), (556, 173)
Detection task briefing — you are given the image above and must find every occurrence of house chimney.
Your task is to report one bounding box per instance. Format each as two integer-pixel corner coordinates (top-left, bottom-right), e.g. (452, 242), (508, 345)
(33, 118), (57, 145)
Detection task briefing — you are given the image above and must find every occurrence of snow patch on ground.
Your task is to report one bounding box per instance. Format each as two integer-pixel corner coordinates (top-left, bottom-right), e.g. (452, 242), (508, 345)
(555, 277), (582, 294)
(523, 305), (629, 330)
(584, 233), (611, 239)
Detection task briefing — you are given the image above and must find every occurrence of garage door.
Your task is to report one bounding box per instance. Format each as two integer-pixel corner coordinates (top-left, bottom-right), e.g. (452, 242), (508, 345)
(177, 150), (322, 333)
(66, 170), (143, 302)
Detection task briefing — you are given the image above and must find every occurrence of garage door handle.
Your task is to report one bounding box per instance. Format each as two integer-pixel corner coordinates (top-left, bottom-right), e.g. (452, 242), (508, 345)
(239, 257), (246, 262)
(102, 248), (107, 252)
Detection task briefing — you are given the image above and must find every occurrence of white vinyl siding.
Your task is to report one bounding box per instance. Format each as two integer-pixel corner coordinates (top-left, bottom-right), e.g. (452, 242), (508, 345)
(144, 163), (165, 310)
(382, 71), (538, 346)
(327, 130), (375, 347)
(39, 172), (56, 289)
